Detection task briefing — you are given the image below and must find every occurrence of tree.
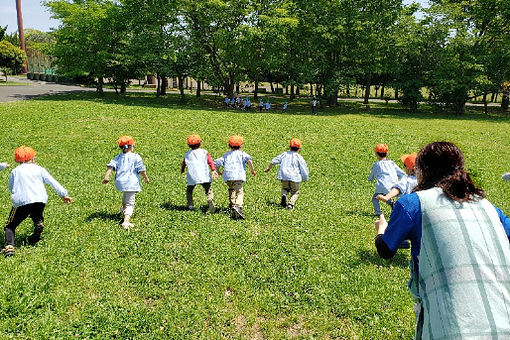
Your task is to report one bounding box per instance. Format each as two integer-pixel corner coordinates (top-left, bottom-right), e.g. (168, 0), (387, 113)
(0, 40), (26, 80)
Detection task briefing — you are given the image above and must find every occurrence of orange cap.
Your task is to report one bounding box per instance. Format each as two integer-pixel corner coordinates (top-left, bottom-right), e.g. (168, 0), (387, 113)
(400, 153), (418, 170)
(14, 146), (36, 163)
(375, 143), (389, 153)
(117, 136), (135, 147)
(187, 134), (202, 145)
(228, 135), (243, 147)
(290, 138), (302, 148)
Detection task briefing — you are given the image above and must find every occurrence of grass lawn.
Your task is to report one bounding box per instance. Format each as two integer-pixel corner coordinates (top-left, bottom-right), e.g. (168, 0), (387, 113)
(0, 92), (509, 339)
(0, 80), (30, 86)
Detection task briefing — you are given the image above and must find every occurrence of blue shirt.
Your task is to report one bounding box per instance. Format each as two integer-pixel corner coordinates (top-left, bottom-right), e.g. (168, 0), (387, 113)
(270, 151), (309, 182)
(382, 193), (510, 264)
(214, 150), (252, 182)
(184, 149), (212, 185)
(107, 152), (146, 192)
(368, 159), (405, 194)
(9, 163), (68, 207)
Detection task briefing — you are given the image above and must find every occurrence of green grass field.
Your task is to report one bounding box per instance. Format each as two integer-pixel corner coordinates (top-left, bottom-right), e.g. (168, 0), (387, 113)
(0, 92), (509, 339)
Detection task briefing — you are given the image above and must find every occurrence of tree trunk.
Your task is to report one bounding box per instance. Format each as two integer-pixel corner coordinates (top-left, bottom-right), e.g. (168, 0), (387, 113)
(120, 82), (126, 94)
(501, 90), (509, 111)
(96, 77), (104, 96)
(290, 84), (295, 100)
(363, 76), (371, 105)
(196, 80), (201, 97)
(254, 81), (259, 100)
(285, 86), (288, 95)
(310, 83), (313, 96)
(375, 85), (379, 98)
(270, 82), (274, 93)
(380, 85), (385, 99)
(490, 92), (496, 102)
(483, 92), (488, 115)
(156, 74), (161, 96)
(236, 83), (240, 94)
(296, 87), (300, 96)
(346, 85), (350, 96)
(394, 89), (399, 100)
(160, 75), (167, 96)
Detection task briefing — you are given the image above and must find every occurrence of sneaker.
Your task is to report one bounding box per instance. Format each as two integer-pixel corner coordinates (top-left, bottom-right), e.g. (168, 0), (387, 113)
(286, 204), (294, 210)
(27, 233), (41, 245)
(3, 245), (14, 258)
(280, 195), (287, 208)
(121, 222), (134, 230)
(232, 205), (245, 219)
(399, 240), (410, 249)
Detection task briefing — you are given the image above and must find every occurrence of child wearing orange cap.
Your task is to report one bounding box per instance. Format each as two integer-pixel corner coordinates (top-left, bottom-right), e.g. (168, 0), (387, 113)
(214, 135), (256, 219)
(2, 146), (72, 257)
(376, 153), (418, 203)
(368, 144), (405, 217)
(103, 136), (149, 229)
(181, 134), (218, 212)
(264, 138), (309, 209)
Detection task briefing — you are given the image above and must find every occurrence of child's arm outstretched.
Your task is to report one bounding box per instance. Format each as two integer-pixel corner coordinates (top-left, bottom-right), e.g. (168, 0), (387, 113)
(103, 166), (113, 184)
(376, 188), (401, 202)
(41, 168), (72, 204)
(0, 162), (10, 170)
(247, 159), (256, 176)
(264, 163), (274, 172)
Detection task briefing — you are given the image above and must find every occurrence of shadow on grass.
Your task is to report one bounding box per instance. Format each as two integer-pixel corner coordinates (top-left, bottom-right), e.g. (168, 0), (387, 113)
(160, 202), (190, 211)
(266, 200), (285, 209)
(353, 249), (409, 269)
(33, 91), (510, 122)
(85, 211), (122, 223)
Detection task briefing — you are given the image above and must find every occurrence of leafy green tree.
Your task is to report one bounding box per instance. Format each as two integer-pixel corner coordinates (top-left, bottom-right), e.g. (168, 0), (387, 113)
(0, 40), (26, 80)
(46, 0), (128, 94)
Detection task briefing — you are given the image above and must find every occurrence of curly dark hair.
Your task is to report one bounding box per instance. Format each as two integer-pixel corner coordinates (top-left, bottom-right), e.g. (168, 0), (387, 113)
(415, 142), (485, 202)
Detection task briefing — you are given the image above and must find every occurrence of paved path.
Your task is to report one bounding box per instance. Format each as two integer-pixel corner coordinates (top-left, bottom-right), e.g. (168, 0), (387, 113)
(0, 77), (94, 103)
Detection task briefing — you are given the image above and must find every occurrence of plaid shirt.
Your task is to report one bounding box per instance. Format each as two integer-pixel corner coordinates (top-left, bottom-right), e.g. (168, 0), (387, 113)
(414, 187), (510, 339)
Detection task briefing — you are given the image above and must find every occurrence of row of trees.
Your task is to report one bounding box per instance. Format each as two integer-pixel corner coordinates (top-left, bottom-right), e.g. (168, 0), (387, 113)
(44, 0), (510, 114)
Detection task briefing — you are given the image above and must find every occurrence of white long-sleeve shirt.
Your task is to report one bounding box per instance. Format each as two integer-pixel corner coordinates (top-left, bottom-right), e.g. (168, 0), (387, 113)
(9, 163), (68, 207)
(270, 151), (309, 182)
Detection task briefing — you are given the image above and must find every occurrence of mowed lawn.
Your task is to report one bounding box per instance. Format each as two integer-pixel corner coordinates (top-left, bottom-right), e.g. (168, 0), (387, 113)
(0, 92), (509, 339)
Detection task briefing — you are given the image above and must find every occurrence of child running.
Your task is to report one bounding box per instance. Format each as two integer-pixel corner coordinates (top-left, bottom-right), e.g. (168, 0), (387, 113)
(376, 153), (418, 203)
(368, 143), (405, 217)
(180, 134), (218, 212)
(264, 138), (309, 210)
(3, 146), (72, 257)
(214, 135), (256, 219)
(103, 136), (149, 229)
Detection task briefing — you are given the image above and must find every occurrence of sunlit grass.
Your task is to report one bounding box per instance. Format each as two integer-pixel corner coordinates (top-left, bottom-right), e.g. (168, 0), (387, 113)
(0, 92), (508, 338)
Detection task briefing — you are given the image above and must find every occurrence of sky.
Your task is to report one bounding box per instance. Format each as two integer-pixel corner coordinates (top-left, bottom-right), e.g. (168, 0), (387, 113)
(1, 0), (429, 34)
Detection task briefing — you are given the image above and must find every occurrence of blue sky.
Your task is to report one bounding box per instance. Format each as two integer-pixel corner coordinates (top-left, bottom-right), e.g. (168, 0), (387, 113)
(1, 0), (429, 34)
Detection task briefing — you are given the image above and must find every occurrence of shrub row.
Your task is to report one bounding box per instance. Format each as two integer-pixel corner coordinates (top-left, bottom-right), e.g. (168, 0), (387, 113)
(26, 72), (72, 84)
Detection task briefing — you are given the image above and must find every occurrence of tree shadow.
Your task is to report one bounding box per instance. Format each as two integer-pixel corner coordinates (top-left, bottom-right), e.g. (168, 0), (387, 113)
(85, 211), (123, 223)
(160, 202), (190, 211)
(351, 248), (410, 269)
(344, 210), (377, 218)
(33, 91), (510, 122)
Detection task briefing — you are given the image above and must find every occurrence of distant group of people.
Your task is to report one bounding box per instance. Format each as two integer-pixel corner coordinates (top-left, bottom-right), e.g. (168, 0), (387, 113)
(223, 95), (289, 113)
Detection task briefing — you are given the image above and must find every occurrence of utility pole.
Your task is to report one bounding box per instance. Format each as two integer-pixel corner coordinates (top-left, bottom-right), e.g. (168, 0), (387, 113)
(15, 0), (27, 73)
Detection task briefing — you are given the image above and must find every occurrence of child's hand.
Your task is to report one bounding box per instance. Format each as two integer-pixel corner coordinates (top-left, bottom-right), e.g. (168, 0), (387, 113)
(62, 196), (73, 204)
(376, 194), (387, 202)
(102, 177), (109, 184)
(375, 214), (388, 234)
(212, 170), (219, 180)
(264, 167), (271, 173)
(144, 177), (150, 184)
(251, 170), (257, 176)
(4, 163), (10, 168)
